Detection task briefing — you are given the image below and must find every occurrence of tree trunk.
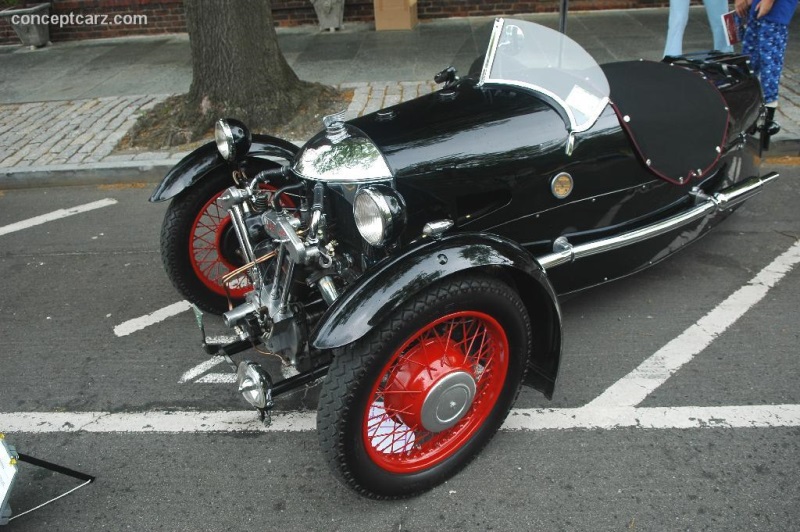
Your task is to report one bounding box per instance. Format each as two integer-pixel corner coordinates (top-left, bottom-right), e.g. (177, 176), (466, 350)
(184, 0), (331, 132)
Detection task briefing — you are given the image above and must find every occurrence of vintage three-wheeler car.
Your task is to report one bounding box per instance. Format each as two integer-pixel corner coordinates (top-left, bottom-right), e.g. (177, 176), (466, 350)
(150, 19), (778, 497)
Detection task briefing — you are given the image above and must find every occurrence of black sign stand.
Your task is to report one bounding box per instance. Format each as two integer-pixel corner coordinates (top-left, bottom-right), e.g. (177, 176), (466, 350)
(2, 452), (95, 524)
(559, 0), (569, 34)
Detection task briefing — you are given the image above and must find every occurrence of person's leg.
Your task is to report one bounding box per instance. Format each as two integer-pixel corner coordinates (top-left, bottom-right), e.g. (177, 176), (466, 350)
(743, 18), (787, 140)
(756, 20), (789, 106)
(741, 17), (761, 75)
(703, 0), (734, 52)
(664, 0), (691, 56)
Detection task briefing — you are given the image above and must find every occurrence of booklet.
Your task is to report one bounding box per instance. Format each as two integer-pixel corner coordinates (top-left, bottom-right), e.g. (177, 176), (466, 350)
(722, 10), (743, 46)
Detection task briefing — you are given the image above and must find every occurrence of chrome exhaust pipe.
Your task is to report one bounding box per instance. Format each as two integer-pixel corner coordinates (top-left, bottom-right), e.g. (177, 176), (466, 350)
(223, 301), (258, 328)
(714, 172), (779, 209)
(318, 275), (340, 305)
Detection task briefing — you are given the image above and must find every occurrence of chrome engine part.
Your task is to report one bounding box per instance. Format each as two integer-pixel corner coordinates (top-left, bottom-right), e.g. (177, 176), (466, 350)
(222, 181), (336, 346)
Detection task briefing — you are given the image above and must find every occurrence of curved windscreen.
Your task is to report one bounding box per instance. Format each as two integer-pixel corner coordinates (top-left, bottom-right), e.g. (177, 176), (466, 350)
(479, 18), (610, 133)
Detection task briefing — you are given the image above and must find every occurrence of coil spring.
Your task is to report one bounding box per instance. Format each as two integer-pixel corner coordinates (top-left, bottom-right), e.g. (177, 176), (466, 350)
(251, 190), (272, 213)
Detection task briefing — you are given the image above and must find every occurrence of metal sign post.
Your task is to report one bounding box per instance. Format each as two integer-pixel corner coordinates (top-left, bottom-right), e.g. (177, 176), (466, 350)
(559, 0), (569, 34)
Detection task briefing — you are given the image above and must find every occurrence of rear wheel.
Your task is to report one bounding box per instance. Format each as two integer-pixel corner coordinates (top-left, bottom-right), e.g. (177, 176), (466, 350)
(317, 275), (531, 498)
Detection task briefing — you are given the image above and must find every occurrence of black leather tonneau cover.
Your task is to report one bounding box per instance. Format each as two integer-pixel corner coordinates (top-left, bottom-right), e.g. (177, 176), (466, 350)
(601, 60), (729, 185)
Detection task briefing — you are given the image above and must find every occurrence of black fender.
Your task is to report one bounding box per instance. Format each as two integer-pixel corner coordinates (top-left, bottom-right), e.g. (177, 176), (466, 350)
(148, 134), (299, 203)
(310, 232), (563, 398)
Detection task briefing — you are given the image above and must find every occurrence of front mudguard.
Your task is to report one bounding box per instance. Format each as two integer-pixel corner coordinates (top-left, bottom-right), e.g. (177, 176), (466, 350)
(310, 233), (563, 398)
(148, 134), (299, 203)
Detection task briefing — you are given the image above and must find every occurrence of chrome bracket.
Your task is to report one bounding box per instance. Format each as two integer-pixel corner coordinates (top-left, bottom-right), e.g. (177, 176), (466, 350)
(553, 236), (575, 262)
(565, 132), (576, 156)
(422, 219), (454, 238)
(689, 186), (713, 204)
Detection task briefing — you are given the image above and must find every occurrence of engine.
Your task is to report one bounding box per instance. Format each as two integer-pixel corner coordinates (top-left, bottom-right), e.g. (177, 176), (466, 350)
(213, 116), (407, 375)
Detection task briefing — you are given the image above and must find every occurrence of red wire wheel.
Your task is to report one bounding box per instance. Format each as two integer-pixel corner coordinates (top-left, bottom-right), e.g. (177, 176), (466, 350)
(363, 311), (510, 473)
(188, 185), (293, 299)
(160, 168), (299, 314)
(188, 192), (244, 298)
(317, 275), (531, 498)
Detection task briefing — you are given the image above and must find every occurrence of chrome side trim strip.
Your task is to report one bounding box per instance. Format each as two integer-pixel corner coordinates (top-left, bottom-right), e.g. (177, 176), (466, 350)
(538, 172), (779, 270)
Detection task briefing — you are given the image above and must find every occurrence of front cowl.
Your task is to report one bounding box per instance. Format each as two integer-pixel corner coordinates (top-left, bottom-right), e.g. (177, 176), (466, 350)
(292, 123), (393, 183)
(348, 79), (567, 179)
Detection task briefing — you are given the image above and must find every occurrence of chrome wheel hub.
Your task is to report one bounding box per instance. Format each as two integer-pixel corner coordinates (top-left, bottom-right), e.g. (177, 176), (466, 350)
(420, 371), (477, 433)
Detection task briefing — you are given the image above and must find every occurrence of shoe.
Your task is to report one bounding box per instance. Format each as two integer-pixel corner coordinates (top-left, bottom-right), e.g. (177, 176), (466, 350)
(765, 107), (781, 136)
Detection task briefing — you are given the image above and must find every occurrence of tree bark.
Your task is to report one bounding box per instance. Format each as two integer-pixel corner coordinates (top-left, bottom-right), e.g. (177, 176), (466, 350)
(120, 0), (343, 148)
(184, 0), (332, 131)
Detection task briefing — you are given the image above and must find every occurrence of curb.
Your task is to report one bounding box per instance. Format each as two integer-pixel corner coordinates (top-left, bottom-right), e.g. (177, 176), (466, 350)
(768, 137), (800, 158)
(0, 159), (182, 190)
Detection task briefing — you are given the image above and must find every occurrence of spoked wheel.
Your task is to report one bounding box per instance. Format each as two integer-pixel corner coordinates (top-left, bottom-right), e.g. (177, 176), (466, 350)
(160, 166), (292, 314)
(188, 190), (250, 301)
(317, 275), (531, 498)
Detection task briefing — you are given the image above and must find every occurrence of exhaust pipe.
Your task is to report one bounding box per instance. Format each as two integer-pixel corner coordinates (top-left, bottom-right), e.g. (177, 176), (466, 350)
(714, 172), (779, 209)
(223, 301), (259, 328)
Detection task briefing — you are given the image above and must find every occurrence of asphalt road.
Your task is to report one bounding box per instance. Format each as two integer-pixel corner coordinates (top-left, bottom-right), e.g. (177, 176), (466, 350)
(1, 163), (799, 531)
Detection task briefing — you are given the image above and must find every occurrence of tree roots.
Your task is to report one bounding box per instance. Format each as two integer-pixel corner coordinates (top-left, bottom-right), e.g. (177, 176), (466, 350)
(119, 82), (349, 150)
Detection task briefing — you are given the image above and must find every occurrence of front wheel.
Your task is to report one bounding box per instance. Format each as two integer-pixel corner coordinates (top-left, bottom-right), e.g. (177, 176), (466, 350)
(317, 275), (531, 498)
(159, 166), (291, 314)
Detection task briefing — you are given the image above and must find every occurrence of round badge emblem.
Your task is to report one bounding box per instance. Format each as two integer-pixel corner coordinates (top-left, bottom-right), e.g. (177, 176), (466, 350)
(551, 172), (574, 199)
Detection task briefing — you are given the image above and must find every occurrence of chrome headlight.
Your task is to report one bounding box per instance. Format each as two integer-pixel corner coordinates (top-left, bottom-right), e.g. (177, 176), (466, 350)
(236, 360), (273, 410)
(353, 186), (406, 247)
(214, 118), (251, 162)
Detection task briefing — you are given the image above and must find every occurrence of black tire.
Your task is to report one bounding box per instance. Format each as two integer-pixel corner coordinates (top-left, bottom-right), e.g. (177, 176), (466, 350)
(160, 169), (245, 314)
(317, 274), (531, 498)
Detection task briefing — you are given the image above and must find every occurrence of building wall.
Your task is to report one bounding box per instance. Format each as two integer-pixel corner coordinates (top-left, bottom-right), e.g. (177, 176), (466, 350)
(1, 0), (677, 45)
(1, 0), (185, 44)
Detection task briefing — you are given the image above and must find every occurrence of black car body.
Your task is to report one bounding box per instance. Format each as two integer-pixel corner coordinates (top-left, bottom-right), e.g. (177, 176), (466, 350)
(150, 19), (777, 498)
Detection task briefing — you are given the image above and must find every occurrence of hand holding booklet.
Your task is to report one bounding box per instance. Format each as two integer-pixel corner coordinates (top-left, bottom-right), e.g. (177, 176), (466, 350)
(722, 10), (744, 46)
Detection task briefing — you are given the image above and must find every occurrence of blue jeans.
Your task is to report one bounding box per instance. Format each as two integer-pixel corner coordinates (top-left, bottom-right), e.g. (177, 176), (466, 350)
(664, 0), (733, 56)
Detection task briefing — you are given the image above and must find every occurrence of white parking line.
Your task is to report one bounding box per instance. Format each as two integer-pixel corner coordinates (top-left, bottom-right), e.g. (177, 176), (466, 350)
(0, 198), (118, 236)
(182, 357), (301, 384)
(114, 300), (192, 337)
(179, 356), (229, 383)
(587, 239), (800, 408)
(504, 404), (800, 430)
(79, 240), (799, 433)
(179, 339), (238, 384)
(196, 374), (237, 384)
(2, 405), (799, 434)
(0, 410), (316, 433)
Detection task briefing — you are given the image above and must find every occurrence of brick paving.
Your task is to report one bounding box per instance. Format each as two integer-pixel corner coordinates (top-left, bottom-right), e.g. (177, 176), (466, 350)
(0, 81), (437, 169)
(0, 95), (166, 168)
(342, 81), (437, 120)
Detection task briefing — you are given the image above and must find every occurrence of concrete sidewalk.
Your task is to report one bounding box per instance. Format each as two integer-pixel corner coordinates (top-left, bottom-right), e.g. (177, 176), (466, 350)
(0, 7), (798, 188)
